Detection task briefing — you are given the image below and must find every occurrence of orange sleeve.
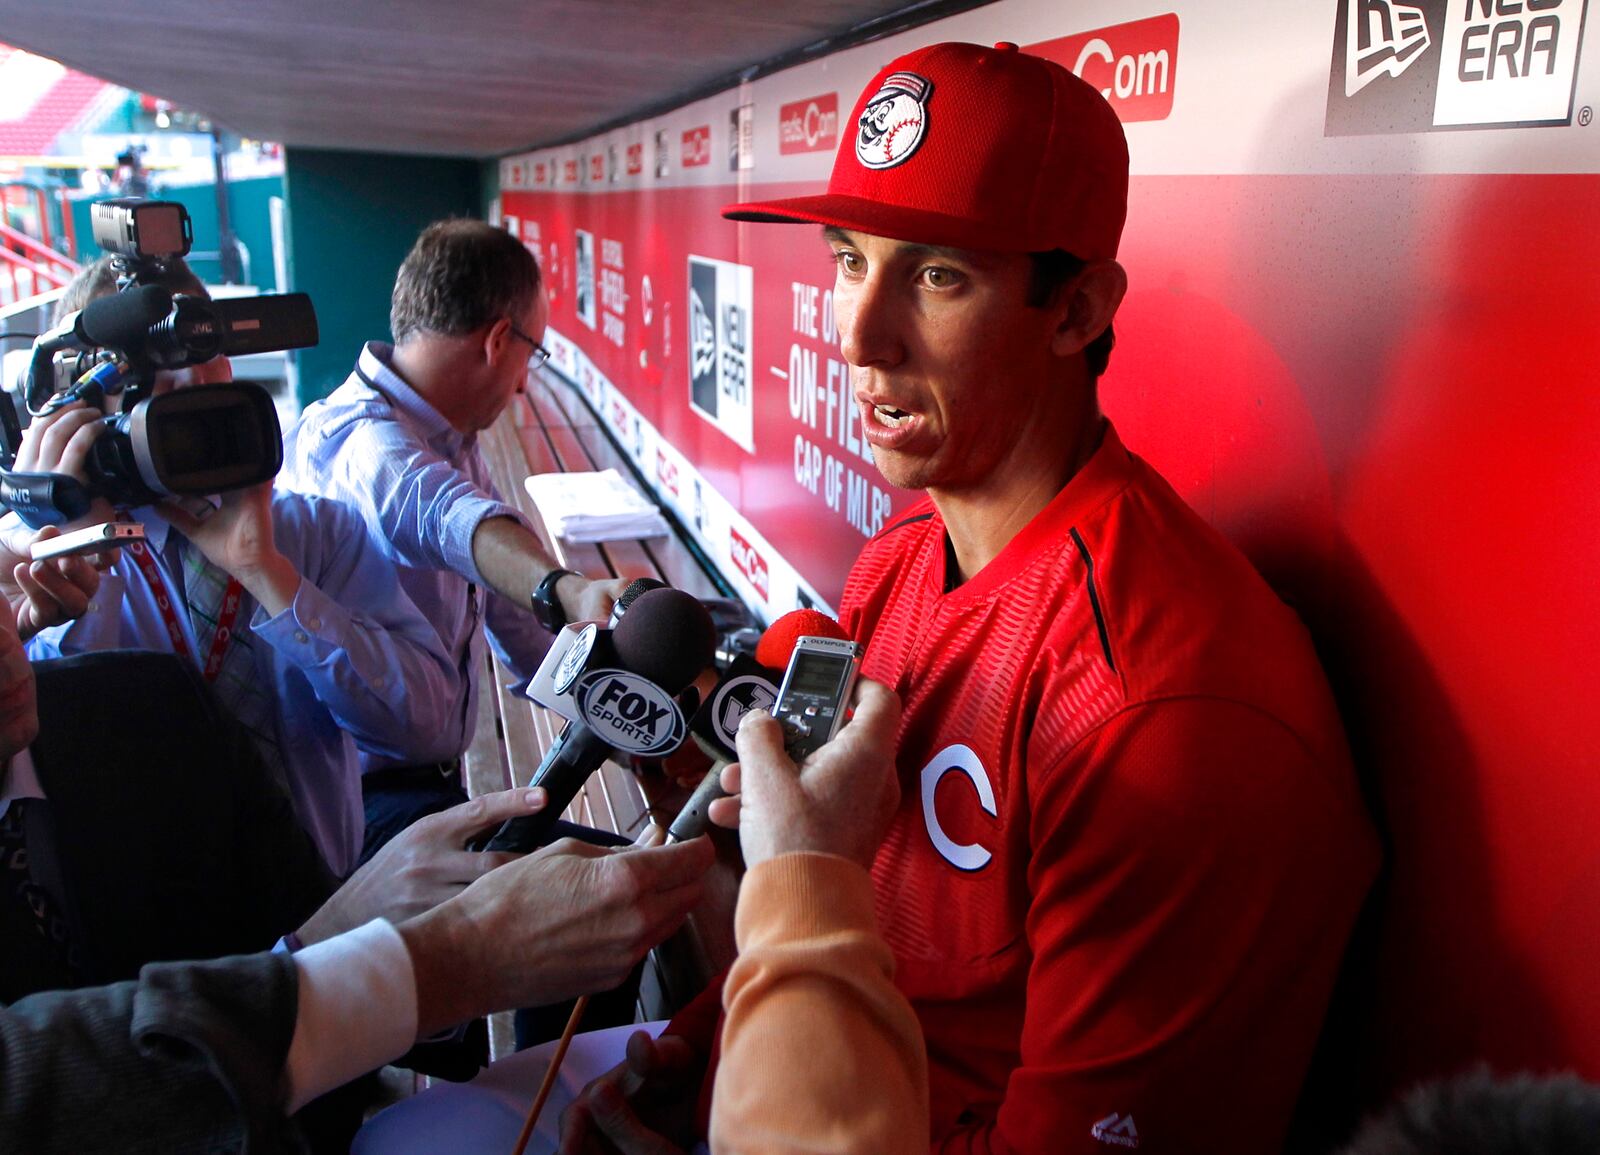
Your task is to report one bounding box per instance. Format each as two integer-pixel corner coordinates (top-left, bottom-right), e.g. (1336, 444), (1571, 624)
(711, 853), (929, 1155)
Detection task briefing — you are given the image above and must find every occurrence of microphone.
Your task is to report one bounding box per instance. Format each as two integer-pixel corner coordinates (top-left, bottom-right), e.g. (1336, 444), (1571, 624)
(667, 609), (851, 842)
(611, 576), (666, 625)
(74, 284), (173, 349)
(484, 587), (716, 852)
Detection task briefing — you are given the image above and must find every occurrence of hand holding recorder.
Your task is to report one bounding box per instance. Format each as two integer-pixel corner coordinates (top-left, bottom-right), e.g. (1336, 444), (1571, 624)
(667, 608), (856, 842)
(711, 676), (901, 871)
(0, 521), (110, 641)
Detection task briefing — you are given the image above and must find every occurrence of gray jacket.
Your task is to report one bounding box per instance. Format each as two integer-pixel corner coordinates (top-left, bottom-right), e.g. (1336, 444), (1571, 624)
(0, 951), (304, 1153)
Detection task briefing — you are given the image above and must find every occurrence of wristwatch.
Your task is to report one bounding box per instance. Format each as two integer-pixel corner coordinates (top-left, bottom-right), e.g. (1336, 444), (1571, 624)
(531, 568), (578, 631)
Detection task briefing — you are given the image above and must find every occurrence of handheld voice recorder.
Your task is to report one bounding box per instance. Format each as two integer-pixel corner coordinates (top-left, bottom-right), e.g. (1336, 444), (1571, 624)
(770, 635), (864, 761)
(29, 520), (146, 560)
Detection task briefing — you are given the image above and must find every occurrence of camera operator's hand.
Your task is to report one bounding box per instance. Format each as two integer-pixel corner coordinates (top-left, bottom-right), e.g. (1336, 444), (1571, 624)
(1, 526), (103, 641)
(9, 400), (117, 532)
(294, 786), (550, 947)
(160, 481), (301, 616)
(709, 678), (901, 871)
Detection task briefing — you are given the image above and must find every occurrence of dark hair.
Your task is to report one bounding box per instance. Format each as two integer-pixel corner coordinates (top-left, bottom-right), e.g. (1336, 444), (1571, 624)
(1343, 1069), (1600, 1155)
(1027, 249), (1115, 381)
(390, 219), (542, 344)
(53, 254), (208, 324)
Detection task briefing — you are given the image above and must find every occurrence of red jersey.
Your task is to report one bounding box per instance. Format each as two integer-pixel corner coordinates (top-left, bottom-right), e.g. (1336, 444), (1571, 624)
(840, 423), (1379, 1155)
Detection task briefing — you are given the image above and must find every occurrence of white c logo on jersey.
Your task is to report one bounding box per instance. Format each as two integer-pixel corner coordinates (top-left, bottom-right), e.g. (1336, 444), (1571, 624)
(919, 744), (997, 872)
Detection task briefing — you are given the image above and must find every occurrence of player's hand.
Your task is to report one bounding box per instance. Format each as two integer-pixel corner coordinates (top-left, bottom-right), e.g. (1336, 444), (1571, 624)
(5, 526), (103, 640)
(556, 1029), (700, 1155)
(398, 826), (714, 1037)
(294, 787), (549, 947)
(10, 401), (117, 531)
(561, 574), (631, 626)
(709, 678), (900, 870)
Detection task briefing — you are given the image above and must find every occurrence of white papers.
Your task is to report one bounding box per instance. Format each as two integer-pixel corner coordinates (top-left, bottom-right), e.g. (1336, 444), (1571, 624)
(523, 469), (669, 544)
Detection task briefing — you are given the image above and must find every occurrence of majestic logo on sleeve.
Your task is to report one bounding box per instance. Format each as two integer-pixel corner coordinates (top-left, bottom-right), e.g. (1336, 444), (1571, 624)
(856, 72), (932, 169)
(1091, 1113), (1141, 1148)
(920, 744), (997, 871)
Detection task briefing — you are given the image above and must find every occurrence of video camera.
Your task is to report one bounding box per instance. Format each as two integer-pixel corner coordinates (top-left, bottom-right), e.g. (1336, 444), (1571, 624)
(0, 199), (318, 528)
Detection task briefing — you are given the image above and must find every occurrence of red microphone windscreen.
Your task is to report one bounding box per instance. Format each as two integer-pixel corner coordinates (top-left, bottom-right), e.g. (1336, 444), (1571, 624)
(755, 608), (849, 670)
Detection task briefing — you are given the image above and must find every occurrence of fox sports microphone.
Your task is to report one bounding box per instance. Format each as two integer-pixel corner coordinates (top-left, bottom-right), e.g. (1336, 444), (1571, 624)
(484, 587), (716, 852)
(667, 609), (851, 843)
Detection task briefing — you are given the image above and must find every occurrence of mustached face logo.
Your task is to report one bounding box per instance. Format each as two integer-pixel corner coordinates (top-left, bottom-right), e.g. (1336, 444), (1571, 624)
(855, 72), (932, 170)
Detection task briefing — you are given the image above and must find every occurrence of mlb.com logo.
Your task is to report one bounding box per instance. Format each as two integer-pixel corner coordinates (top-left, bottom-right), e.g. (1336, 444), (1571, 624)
(729, 527), (770, 600)
(779, 93), (840, 154)
(1029, 15), (1180, 122)
(1326, 0), (1589, 134)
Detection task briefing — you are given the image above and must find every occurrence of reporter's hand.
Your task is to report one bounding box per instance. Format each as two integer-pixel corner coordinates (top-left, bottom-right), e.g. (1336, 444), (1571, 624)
(560, 573), (631, 625)
(709, 677), (901, 870)
(397, 826), (714, 1037)
(6, 526), (103, 640)
(294, 787), (549, 947)
(557, 1029), (700, 1155)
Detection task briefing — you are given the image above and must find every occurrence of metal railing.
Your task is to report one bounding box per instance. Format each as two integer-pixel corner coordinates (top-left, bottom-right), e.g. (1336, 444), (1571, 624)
(0, 183), (80, 305)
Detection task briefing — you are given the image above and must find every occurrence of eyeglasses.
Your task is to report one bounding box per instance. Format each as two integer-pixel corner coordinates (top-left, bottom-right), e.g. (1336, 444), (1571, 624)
(506, 319), (552, 369)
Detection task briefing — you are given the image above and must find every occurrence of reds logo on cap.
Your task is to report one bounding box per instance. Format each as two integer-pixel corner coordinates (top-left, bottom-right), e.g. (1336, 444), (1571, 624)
(855, 71), (932, 170)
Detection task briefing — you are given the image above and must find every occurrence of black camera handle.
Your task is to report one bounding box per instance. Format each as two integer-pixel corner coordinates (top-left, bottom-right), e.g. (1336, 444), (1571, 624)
(0, 469), (94, 529)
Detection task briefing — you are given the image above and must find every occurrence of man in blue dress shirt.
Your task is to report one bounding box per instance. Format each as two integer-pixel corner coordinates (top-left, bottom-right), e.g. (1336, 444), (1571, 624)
(12, 257), (460, 877)
(281, 220), (628, 858)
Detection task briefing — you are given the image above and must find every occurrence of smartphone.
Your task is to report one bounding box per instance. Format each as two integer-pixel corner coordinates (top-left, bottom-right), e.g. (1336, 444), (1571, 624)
(30, 521), (146, 561)
(770, 635), (864, 762)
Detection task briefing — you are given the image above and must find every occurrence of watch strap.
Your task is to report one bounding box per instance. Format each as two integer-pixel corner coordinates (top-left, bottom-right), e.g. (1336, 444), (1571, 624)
(531, 567), (578, 631)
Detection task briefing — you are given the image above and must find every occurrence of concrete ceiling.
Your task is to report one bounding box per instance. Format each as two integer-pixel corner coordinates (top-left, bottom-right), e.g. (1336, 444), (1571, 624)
(0, 0), (967, 159)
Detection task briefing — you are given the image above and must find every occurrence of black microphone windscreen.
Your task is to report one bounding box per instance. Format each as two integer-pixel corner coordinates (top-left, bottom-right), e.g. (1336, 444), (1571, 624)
(612, 587), (716, 692)
(75, 284), (172, 349)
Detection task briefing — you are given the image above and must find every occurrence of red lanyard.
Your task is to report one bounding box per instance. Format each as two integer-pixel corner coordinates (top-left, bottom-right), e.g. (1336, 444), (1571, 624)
(123, 533), (244, 684)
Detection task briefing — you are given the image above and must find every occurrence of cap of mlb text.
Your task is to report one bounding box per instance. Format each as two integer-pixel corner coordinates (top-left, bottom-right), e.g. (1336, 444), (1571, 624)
(723, 41), (1129, 259)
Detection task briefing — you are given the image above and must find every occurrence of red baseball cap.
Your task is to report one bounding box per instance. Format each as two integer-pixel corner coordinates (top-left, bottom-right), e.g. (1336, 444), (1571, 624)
(723, 41), (1129, 259)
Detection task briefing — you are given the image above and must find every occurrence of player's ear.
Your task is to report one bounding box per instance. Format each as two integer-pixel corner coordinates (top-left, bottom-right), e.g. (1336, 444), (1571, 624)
(1051, 259), (1126, 359)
